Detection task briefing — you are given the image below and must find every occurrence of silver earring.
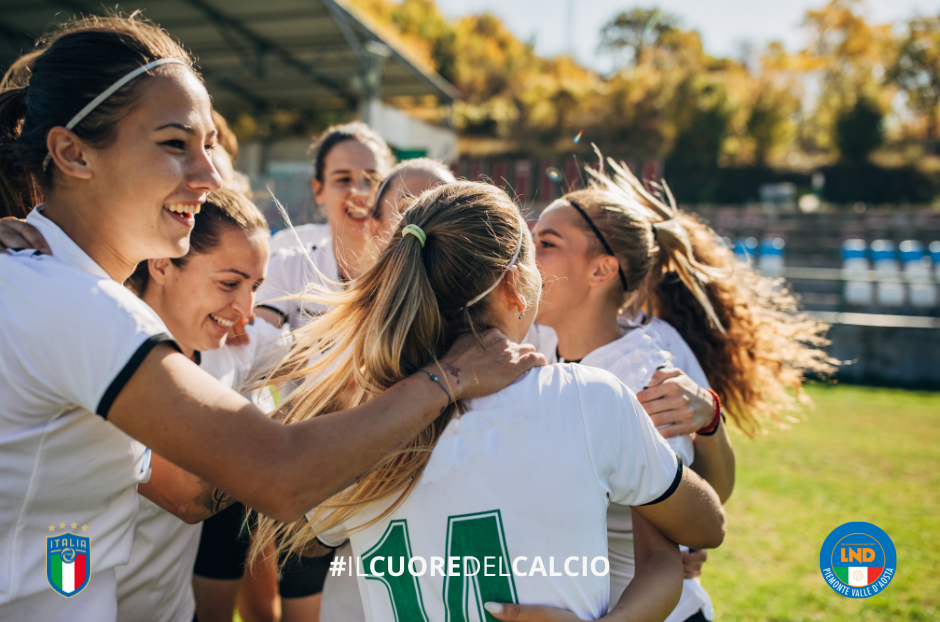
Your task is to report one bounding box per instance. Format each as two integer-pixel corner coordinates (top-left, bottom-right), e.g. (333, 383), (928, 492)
(515, 310), (525, 319)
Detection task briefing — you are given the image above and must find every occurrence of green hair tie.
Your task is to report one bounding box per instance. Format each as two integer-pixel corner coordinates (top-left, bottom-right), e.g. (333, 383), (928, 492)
(402, 224), (427, 248)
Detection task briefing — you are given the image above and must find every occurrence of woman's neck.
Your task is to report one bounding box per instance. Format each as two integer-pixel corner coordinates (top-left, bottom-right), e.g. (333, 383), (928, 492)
(41, 195), (138, 282)
(141, 287), (197, 361)
(552, 299), (624, 363)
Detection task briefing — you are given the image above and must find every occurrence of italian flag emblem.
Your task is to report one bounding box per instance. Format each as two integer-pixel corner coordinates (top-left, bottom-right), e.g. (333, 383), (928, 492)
(834, 565), (883, 587)
(47, 533), (90, 597)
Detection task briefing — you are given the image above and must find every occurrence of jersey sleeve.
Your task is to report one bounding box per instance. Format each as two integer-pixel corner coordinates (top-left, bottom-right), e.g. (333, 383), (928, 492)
(573, 365), (682, 507)
(10, 273), (179, 419)
(255, 248), (303, 321)
(650, 318), (710, 389)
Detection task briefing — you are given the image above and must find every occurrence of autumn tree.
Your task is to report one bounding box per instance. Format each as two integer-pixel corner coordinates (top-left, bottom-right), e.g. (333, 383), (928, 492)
(890, 15), (940, 152)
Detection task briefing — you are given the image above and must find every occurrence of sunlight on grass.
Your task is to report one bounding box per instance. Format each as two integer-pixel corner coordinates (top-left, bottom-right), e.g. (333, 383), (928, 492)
(705, 385), (940, 621)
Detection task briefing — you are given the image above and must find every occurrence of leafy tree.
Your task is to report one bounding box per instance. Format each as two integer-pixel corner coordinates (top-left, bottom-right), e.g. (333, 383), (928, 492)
(890, 15), (940, 152)
(598, 8), (679, 69)
(834, 96), (883, 161)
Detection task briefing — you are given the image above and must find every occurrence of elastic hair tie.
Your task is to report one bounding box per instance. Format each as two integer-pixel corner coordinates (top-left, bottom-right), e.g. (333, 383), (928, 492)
(402, 224), (427, 248)
(42, 58), (185, 171)
(463, 218), (526, 309)
(567, 199), (631, 292)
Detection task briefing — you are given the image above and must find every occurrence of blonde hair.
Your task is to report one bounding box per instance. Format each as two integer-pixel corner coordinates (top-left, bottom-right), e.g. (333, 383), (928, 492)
(585, 157), (835, 436)
(250, 181), (538, 566)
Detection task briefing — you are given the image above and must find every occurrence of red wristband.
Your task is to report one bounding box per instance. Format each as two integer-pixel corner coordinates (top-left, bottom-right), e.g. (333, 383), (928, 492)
(697, 389), (722, 435)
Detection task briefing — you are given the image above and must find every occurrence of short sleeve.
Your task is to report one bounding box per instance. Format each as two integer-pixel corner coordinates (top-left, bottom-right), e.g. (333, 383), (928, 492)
(255, 248), (303, 320)
(573, 365), (682, 507)
(0, 263), (179, 419)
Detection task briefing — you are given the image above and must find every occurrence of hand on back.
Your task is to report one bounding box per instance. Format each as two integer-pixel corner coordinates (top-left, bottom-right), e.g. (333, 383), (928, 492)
(430, 328), (547, 401)
(0, 217), (50, 255)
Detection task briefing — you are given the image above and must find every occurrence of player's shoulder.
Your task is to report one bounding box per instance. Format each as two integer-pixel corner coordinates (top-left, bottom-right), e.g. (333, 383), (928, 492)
(506, 362), (628, 402)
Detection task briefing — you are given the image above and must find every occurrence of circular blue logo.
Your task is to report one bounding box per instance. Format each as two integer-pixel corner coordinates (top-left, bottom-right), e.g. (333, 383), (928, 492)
(820, 522), (896, 598)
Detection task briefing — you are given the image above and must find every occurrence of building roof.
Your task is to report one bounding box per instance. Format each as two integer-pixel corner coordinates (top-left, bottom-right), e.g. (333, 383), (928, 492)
(0, 0), (459, 112)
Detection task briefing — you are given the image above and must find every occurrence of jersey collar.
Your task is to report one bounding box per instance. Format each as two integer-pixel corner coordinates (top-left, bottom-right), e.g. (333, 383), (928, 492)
(26, 207), (111, 280)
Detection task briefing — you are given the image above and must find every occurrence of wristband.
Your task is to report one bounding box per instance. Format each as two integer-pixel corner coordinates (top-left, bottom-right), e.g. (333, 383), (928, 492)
(417, 369), (453, 406)
(697, 389), (723, 435)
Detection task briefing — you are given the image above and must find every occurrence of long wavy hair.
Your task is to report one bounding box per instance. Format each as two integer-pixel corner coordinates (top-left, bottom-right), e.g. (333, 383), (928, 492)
(586, 157), (836, 436)
(249, 181), (539, 566)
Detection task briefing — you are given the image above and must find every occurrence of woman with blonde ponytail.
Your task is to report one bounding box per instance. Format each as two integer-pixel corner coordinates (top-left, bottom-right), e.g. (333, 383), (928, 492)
(250, 181), (725, 622)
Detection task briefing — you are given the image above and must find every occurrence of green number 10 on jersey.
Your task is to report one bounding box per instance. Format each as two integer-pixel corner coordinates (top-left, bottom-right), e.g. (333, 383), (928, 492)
(361, 510), (518, 622)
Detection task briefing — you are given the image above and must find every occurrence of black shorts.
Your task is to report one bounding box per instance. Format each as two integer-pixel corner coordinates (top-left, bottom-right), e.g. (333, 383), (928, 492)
(192, 503), (334, 598)
(193, 503), (250, 580)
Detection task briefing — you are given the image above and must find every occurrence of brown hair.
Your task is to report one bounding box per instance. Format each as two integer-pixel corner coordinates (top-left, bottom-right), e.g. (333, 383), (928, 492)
(586, 158), (835, 436)
(126, 188), (269, 295)
(211, 109), (238, 162)
(249, 181), (538, 566)
(310, 121), (394, 184)
(0, 14), (196, 218)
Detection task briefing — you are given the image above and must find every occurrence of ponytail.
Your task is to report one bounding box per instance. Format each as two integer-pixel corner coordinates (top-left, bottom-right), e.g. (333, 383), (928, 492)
(248, 181), (538, 568)
(581, 153), (834, 436)
(0, 86), (37, 218)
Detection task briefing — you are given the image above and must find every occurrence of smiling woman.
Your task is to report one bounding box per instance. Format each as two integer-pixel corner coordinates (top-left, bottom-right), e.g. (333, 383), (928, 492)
(0, 14), (543, 620)
(126, 188), (270, 359)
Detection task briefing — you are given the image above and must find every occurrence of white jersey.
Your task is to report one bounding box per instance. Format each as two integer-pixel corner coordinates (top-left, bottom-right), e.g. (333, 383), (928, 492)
(525, 321), (713, 621)
(116, 319), (288, 622)
(269, 223), (331, 254)
(0, 209), (168, 620)
(255, 226), (340, 329)
(317, 364), (681, 622)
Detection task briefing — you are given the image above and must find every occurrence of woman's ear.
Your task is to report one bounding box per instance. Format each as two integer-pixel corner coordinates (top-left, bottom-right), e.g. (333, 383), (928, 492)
(147, 258), (173, 286)
(501, 266), (528, 316)
(588, 255), (621, 289)
(311, 178), (324, 204)
(46, 127), (93, 180)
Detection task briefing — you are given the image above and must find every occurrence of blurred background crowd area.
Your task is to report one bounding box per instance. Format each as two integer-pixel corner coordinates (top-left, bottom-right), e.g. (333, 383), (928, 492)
(4, 0), (940, 387)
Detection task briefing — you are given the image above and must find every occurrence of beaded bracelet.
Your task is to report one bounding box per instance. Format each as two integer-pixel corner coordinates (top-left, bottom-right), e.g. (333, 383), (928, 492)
(417, 369), (453, 406)
(697, 388), (724, 436)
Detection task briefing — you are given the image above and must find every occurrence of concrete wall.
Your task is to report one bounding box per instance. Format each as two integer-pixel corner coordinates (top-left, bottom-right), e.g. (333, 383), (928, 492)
(829, 324), (940, 389)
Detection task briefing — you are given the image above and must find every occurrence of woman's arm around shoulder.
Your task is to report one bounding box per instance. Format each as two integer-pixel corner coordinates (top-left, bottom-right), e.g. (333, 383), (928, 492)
(109, 330), (546, 523)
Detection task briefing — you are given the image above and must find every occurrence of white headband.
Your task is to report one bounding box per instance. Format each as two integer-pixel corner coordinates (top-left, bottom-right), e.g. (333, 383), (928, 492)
(463, 219), (527, 309)
(42, 58), (185, 171)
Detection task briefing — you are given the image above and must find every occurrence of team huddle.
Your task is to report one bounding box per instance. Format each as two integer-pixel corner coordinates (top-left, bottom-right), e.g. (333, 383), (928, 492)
(0, 14), (834, 622)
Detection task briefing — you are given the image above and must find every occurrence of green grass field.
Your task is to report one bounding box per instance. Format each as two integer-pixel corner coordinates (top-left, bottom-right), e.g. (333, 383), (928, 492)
(704, 384), (940, 621)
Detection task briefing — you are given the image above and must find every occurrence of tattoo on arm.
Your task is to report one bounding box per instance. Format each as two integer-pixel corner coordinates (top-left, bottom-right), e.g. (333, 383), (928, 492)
(442, 363), (460, 385)
(199, 484), (235, 517)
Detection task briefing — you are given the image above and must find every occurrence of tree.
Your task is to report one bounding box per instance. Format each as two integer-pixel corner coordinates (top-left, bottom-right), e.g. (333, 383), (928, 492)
(890, 15), (940, 152)
(799, 0), (894, 152)
(598, 8), (679, 69)
(834, 96), (883, 161)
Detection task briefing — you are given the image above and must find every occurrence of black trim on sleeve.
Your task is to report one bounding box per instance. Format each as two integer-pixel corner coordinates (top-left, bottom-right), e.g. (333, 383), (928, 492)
(640, 455), (684, 506)
(256, 304), (288, 322)
(96, 334), (181, 419)
(315, 536), (346, 550)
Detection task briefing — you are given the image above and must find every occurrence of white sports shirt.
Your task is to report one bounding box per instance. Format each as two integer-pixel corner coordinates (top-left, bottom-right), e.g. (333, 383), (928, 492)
(255, 224), (339, 329)
(115, 319), (288, 622)
(269, 223), (330, 254)
(0, 209), (171, 620)
(526, 321), (714, 622)
(317, 364), (682, 622)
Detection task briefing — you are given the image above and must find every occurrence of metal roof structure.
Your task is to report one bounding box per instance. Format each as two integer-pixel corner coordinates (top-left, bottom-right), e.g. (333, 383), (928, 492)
(0, 0), (459, 113)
